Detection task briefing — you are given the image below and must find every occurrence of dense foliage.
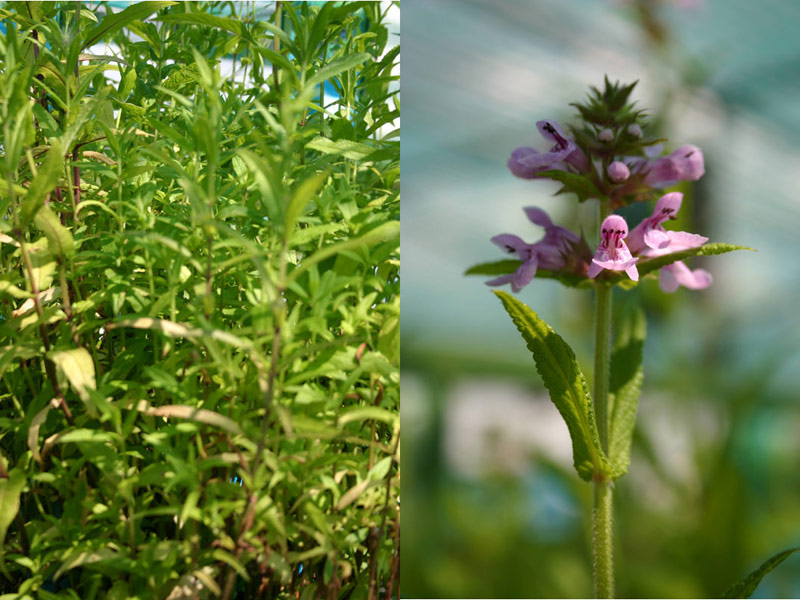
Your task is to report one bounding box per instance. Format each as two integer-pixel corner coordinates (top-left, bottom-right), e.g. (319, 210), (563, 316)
(0, 2), (399, 598)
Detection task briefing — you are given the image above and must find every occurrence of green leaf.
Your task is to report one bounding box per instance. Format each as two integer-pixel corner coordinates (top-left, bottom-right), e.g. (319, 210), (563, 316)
(493, 291), (612, 481)
(287, 221), (399, 285)
(155, 12), (247, 36)
(20, 140), (63, 228)
(34, 206), (74, 258)
(305, 52), (370, 91)
(135, 402), (243, 436)
(537, 169), (603, 202)
(464, 259), (522, 276)
(608, 303), (646, 477)
(250, 46), (298, 84)
(82, 1), (177, 49)
(465, 260), (595, 289)
(49, 348), (96, 403)
(635, 243), (754, 279)
(285, 172), (328, 237)
(722, 547), (800, 598)
(0, 469), (27, 553)
(338, 407), (398, 428)
(305, 137), (374, 160)
(53, 547), (120, 581)
(599, 243), (753, 286)
(157, 63), (201, 99)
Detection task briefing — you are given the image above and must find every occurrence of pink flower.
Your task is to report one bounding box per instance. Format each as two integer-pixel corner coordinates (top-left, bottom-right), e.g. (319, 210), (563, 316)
(486, 207), (580, 292)
(607, 161), (630, 183)
(508, 120), (590, 179)
(627, 192), (712, 292)
(587, 215), (639, 281)
(642, 145), (705, 186)
(627, 191), (708, 256)
(659, 261), (712, 292)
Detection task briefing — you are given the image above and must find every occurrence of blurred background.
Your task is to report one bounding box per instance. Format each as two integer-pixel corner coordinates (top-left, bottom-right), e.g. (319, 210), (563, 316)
(401, 0), (800, 597)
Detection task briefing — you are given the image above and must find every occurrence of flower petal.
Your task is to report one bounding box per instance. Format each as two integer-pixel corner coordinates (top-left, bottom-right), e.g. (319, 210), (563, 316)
(512, 257), (539, 292)
(644, 145), (705, 186)
(659, 261), (712, 292)
(490, 234), (529, 255)
(643, 228), (670, 249)
(524, 206), (554, 228)
(485, 274), (514, 287)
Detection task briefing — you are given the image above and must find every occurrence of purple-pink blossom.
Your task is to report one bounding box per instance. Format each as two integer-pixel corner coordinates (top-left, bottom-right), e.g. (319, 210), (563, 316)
(587, 215), (639, 281)
(607, 161), (630, 183)
(508, 120), (590, 179)
(486, 207), (580, 292)
(642, 145), (705, 186)
(627, 191), (712, 292)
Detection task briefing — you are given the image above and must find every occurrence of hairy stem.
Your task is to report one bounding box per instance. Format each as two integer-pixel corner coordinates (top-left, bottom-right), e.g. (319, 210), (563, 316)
(594, 283), (612, 451)
(593, 480), (614, 598)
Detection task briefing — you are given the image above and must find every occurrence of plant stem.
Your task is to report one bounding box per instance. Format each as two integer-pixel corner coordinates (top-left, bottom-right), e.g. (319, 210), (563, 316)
(593, 200), (614, 598)
(594, 283), (612, 451)
(593, 480), (614, 598)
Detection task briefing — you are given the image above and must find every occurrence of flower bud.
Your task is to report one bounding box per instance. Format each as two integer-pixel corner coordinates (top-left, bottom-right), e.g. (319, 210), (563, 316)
(598, 128), (614, 142)
(607, 161), (630, 183)
(627, 123), (642, 138)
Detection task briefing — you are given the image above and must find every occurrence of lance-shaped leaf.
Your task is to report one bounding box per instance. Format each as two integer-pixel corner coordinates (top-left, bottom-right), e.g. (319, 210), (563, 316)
(20, 139), (63, 228)
(465, 260), (593, 289)
(34, 206), (74, 259)
(600, 243), (754, 285)
(0, 468), (27, 556)
(608, 303), (646, 477)
(82, 1), (177, 50)
(134, 401), (243, 436)
(494, 290), (612, 481)
(285, 171), (328, 238)
(49, 348), (96, 403)
(722, 547), (800, 598)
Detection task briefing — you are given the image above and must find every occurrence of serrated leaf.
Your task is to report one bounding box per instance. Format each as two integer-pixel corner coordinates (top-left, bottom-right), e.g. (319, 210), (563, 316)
(493, 291), (612, 481)
(722, 547), (800, 598)
(83, 1), (176, 49)
(608, 304), (646, 477)
(157, 63), (201, 99)
(20, 140), (63, 228)
(50, 348), (95, 403)
(537, 169), (603, 202)
(635, 243), (754, 278)
(34, 206), (74, 258)
(464, 260), (522, 276)
(465, 259), (594, 288)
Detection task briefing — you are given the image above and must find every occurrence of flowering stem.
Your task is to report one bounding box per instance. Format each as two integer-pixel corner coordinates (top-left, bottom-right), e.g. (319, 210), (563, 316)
(593, 200), (614, 598)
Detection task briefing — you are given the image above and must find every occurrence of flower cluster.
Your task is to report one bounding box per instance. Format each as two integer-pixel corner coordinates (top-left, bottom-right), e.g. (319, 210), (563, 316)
(482, 78), (717, 294)
(485, 190), (711, 293)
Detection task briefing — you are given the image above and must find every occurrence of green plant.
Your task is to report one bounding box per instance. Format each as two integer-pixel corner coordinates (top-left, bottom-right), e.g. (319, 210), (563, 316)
(0, 2), (399, 598)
